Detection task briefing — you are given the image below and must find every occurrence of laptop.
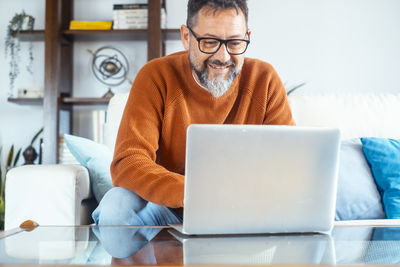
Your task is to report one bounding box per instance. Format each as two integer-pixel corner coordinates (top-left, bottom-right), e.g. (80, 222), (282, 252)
(168, 229), (336, 265)
(170, 124), (341, 235)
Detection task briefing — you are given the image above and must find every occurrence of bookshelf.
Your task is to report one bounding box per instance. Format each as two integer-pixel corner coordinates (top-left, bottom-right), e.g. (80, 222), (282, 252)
(8, 0), (180, 164)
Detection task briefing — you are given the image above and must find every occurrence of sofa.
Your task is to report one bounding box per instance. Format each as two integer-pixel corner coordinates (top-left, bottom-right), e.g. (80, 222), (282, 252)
(4, 92), (400, 230)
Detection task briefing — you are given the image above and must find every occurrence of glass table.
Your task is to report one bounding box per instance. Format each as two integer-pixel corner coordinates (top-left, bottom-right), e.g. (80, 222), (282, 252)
(1, 224), (400, 266)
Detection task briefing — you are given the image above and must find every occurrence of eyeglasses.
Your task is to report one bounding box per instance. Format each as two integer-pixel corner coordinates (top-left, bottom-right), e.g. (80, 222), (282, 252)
(187, 26), (250, 55)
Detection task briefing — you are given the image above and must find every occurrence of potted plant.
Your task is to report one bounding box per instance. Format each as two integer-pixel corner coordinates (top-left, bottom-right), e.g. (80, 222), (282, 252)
(0, 145), (21, 230)
(4, 10), (35, 96)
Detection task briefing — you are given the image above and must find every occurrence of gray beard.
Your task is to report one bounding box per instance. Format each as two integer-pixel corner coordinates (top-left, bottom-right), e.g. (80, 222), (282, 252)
(190, 56), (239, 98)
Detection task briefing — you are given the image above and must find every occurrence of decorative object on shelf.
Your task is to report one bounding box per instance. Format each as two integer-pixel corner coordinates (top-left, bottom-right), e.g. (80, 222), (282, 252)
(23, 127), (43, 165)
(4, 10), (35, 96)
(88, 46), (132, 98)
(17, 87), (44, 98)
(0, 145), (21, 230)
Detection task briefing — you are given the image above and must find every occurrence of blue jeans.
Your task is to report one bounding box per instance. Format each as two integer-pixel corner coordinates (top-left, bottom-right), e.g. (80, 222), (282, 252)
(92, 187), (183, 226)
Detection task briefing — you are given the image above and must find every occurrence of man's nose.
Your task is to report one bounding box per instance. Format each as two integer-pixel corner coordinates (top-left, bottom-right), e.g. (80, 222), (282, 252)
(212, 43), (231, 63)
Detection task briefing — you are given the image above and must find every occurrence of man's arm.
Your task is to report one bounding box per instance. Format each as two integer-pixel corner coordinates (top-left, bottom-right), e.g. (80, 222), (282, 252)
(111, 64), (184, 208)
(263, 69), (295, 126)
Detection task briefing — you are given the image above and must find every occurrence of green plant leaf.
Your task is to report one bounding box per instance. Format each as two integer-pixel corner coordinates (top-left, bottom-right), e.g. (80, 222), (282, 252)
(6, 145), (14, 169)
(13, 148), (21, 167)
(0, 179), (4, 201)
(286, 82), (306, 96)
(0, 167), (2, 196)
(0, 197), (4, 229)
(5, 11), (35, 92)
(0, 146), (2, 171)
(30, 127), (43, 145)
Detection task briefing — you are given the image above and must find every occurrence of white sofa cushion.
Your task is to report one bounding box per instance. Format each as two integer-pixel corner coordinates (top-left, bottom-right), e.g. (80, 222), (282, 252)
(105, 93), (400, 151)
(288, 93), (400, 139)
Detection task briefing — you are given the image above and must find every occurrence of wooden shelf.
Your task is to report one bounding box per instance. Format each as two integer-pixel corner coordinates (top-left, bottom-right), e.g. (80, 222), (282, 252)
(11, 30), (45, 41)
(63, 28), (180, 41)
(62, 97), (111, 105)
(13, 29), (180, 42)
(7, 97), (111, 106)
(12, 29), (180, 42)
(8, 97), (43, 105)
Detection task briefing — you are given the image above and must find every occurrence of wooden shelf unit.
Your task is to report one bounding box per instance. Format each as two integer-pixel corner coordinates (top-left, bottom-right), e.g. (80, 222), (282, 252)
(14, 29), (180, 42)
(9, 97), (111, 106)
(7, 97), (43, 105)
(8, 0), (175, 164)
(11, 30), (45, 41)
(62, 97), (111, 105)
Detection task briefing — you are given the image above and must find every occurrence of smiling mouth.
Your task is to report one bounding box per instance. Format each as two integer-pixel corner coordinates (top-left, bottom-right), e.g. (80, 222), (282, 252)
(209, 63), (229, 69)
(207, 63), (232, 74)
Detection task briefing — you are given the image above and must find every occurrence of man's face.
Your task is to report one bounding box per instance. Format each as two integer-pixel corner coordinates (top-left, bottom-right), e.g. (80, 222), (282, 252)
(181, 7), (249, 97)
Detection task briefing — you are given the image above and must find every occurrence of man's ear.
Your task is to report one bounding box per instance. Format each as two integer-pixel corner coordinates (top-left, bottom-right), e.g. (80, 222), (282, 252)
(181, 25), (190, 50)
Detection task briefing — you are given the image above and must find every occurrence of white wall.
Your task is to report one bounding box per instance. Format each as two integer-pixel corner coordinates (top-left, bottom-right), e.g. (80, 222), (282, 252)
(1, 0), (400, 165)
(247, 0), (400, 92)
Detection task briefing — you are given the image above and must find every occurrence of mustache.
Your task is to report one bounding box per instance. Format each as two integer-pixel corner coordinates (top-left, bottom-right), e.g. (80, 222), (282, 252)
(205, 59), (235, 68)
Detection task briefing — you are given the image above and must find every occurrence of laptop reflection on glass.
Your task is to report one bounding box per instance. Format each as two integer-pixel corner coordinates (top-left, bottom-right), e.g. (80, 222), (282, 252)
(168, 229), (336, 265)
(170, 124), (341, 235)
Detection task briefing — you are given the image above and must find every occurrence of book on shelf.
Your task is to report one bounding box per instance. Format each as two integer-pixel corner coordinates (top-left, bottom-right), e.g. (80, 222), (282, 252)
(113, 11), (166, 21)
(113, 1), (165, 10)
(113, 3), (148, 10)
(113, 24), (147, 30)
(113, 11), (148, 22)
(69, 20), (113, 30)
(112, 7), (167, 30)
(113, 10), (148, 17)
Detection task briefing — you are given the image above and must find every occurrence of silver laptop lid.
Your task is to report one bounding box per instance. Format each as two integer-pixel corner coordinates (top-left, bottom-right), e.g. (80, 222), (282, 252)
(183, 125), (341, 235)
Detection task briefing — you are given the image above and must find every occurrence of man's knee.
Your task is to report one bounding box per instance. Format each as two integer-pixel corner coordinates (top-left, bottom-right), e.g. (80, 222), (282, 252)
(92, 187), (147, 226)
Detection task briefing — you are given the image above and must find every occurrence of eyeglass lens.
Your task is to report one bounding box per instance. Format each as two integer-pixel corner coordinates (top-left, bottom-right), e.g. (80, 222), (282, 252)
(199, 39), (248, 54)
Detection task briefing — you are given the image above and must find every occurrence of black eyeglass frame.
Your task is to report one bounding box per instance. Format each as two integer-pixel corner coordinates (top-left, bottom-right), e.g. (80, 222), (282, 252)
(187, 26), (250, 55)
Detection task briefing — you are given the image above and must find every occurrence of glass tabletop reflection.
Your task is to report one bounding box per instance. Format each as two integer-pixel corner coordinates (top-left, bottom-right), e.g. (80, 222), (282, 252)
(0, 225), (400, 266)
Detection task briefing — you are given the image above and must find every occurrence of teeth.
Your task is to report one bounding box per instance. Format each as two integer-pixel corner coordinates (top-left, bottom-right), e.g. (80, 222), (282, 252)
(209, 64), (227, 69)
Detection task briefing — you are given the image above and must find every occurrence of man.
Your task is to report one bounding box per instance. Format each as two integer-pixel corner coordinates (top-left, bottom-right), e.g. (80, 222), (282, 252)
(92, 0), (295, 226)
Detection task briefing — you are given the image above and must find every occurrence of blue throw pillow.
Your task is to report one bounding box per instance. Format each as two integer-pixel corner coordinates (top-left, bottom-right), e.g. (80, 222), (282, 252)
(335, 138), (385, 220)
(361, 137), (400, 219)
(64, 134), (113, 203)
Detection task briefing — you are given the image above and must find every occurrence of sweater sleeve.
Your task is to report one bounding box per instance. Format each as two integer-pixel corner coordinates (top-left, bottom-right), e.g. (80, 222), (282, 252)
(263, 68), (296, 126)
(110, 64), (184, 208)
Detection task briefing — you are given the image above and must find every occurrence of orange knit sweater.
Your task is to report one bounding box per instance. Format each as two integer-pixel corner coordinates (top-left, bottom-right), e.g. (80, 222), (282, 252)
(111, 51), (295, 208)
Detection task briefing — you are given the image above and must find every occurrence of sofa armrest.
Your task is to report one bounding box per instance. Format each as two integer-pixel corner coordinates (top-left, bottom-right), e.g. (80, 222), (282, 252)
(5, 164), (93, 230)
